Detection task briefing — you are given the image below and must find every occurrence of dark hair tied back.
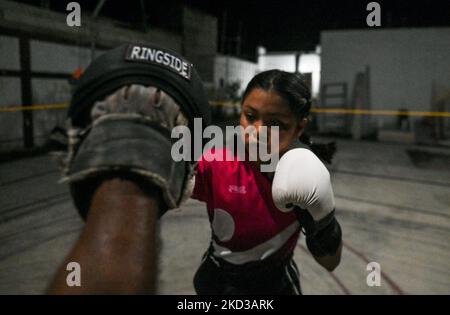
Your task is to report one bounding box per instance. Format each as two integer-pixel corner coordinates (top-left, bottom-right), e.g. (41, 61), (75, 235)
(243, 70), (336, 164)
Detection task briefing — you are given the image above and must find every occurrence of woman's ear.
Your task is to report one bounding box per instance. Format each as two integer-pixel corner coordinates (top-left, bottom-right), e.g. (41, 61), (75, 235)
(296, 117), (309, 138)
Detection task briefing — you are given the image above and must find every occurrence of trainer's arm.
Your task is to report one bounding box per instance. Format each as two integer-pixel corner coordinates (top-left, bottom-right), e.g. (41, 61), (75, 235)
(47, 178), (162, 294)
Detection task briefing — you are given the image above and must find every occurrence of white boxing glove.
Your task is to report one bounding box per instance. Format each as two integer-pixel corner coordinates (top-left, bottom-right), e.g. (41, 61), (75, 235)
(272, 148), (335, 221)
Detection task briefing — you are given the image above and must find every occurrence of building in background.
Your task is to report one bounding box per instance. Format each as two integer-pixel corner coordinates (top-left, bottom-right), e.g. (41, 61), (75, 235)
(214, 46), (321, 100)
(2, 0), (449, 151)
(320, 27), (450, 142)
(214, 26), (450, 145)
(257, 46), (321, 98)
(213, 55), (258, 98)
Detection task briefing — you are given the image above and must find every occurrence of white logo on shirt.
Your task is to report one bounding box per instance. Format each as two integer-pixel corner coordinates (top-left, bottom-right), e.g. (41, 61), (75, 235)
(212, 208), (235, 242)
(228, 185), (246, 194)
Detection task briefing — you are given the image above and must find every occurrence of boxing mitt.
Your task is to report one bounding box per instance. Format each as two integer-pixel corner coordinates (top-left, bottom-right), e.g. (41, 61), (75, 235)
(62, 43), (211, 219)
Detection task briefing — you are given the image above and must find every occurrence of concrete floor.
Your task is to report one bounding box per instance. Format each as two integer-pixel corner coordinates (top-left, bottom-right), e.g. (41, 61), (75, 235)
(0, 139), (449, 294)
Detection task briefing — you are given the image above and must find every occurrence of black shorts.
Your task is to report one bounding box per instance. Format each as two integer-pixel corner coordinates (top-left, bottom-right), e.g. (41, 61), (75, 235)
(193, 252), (302, 295)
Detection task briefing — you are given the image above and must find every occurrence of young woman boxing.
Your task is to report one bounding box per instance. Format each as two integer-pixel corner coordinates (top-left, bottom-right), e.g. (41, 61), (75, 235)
(192, 69), (342, 295)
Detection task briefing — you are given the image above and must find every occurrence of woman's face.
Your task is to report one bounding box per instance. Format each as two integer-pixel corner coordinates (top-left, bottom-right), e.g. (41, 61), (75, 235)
(240, 88), (307, 161)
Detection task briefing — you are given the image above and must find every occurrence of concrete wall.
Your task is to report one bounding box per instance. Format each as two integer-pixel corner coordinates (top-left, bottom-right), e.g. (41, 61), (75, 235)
(31, 78), (70, 146)
(0, 77), (22, 150)
(0, 1), (219, 152)
(0, 0), (182, 51)
(214, 55), (258, 96)
(29, 40), (104, 147)
(30, 40), (97, 73)
(0, 1), (218, 151)
(183, 6), (217, 84)
(0, 35), (22, 150)
(321, 28), (450, 128)
(0, 35), (107, 151)
(0, 35), (20, 70)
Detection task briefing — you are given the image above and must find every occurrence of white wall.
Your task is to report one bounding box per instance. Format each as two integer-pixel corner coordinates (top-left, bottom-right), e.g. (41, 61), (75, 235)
(258, 54), (297, 73)
(298, 53), (321, 97)
(257, 51), (321, 97)
(321, 28), (450, 127)
(214, 55), (258, 95)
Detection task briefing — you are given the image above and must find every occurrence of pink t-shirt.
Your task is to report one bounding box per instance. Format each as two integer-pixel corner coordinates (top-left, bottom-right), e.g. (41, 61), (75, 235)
(192, 147), (300, 265)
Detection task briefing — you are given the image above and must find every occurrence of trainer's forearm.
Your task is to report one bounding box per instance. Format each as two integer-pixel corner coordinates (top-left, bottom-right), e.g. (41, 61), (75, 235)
(47, 178), (161, 294)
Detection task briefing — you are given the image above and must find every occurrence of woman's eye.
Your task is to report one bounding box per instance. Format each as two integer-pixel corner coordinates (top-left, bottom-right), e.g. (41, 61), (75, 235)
(245, 113), (255, 122)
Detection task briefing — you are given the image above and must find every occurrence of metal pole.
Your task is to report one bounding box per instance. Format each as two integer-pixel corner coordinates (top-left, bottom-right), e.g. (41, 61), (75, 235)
(19, 37), (33, 148)
(140, 0), (148, 32)
(221, 11), (227, 54)
(91, 0), (107, 60)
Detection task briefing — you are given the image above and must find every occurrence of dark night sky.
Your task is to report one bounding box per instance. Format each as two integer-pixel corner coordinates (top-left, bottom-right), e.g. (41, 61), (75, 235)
(187, 0), (450, 59)
(14, 0), (450, 60)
